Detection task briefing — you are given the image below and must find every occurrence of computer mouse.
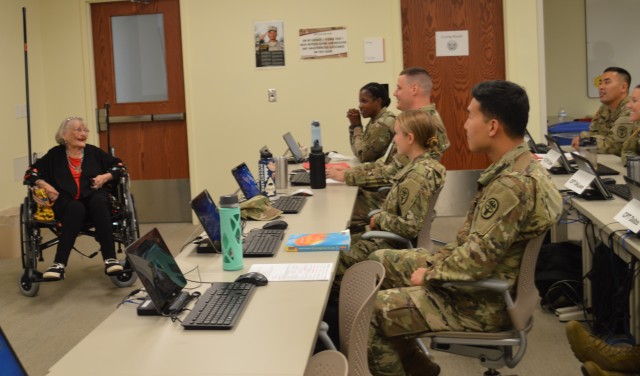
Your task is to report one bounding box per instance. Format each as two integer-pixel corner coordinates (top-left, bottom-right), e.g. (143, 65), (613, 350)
(292, 188), (313, 197)
(601, 177), (616, 184)
(262, 219), (288, 230)
(234, 272), (268, 286)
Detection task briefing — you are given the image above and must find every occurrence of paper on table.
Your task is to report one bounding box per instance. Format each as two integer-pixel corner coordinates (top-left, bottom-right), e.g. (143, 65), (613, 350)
(248, 263), (334, 281)
(327, 152), (353, 161)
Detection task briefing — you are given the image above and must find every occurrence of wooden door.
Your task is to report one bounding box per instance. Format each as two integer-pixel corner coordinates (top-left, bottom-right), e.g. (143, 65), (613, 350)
(91, 0), (190, 222)
(401, 0), (506, 170)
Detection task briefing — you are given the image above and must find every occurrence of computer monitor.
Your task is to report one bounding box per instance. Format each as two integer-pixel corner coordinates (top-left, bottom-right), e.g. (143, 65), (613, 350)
(544, 134), (575, 173)
(231, 162), (261, 200)
(190, 190), (222, 252)
(571, 152), (613, 200)
(125, 228), (188, 315)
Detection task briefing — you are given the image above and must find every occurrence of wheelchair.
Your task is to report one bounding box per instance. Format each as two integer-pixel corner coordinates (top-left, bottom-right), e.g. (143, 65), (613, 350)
(18, 172), (139, 297)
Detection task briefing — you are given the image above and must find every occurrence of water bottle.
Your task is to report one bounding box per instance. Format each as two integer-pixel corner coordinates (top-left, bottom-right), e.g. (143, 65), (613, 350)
(311, 120), (322, 148)
(627, 155), (640, 181)
(219, 194), (243, 271)
(309, 143), (326, 189)
(258, 149), (275, 197)
(558, 107), (568, 123)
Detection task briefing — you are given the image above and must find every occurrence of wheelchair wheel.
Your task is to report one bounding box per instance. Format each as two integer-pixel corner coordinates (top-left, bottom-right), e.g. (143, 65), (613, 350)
(109, 260), (137, 288)
(19, 198), (41, 297)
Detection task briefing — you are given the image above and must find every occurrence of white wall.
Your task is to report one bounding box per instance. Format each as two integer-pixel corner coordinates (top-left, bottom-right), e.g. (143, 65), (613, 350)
(544, 0), (600, 120)
(0, 0), (546, 213)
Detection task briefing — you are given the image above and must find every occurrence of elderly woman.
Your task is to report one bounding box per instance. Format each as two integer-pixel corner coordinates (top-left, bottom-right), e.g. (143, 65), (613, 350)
(24, 117), (126, 280)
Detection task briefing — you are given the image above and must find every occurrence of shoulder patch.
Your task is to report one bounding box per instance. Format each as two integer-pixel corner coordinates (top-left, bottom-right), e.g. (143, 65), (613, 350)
(481, 198), (499, 219)
(399, 187), (410, 205)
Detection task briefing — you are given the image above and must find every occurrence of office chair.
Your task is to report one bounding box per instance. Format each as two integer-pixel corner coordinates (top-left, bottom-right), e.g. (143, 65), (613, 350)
(317, 260), (385, 376)
(304, 350), (348, 376)
(361, 186), (444, 252)
(416, 232), (547, 376)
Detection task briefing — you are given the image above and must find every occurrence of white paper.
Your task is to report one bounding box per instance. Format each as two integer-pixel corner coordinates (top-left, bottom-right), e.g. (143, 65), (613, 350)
(248, 263), (334, 281)
(435, 30), (469, 57)
(614, 199), (640, 233)
(540, 149), (561, 170)
(564, 170), (596, 194)
(364, 37), (384, 62)
(327, 152), (353, 161)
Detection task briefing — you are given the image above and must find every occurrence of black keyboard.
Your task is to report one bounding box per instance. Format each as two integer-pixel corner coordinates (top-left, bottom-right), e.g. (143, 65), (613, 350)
(182, 282), (255, 330)
(607, 183), (631, 201)
(272, 196), (307, 214)
(290, 171), (311, 186)
(242, 228), (284, 256)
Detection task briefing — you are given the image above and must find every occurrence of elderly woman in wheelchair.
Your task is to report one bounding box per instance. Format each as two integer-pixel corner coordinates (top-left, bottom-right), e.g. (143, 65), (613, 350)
(23, 116), (129, 281)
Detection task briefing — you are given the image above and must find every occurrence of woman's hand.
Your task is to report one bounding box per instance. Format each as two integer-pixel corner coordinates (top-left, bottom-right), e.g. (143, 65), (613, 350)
(411, 268), (428, 286)
(326, 166), (349, 182)
(37, 180), (60, 202)
(91, 173), (113, 189)
(347, 108), (361, 126)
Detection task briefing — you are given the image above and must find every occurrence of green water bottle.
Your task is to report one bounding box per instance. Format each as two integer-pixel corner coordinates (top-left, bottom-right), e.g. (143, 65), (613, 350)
(219, 194), (243, 271)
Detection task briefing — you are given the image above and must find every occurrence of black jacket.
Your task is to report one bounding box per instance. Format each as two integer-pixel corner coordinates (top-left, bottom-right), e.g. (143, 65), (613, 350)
(24, 144), (125, 201)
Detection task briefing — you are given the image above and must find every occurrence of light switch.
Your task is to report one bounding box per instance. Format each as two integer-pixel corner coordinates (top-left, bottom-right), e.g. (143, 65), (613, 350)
(268, 89), (277, 102)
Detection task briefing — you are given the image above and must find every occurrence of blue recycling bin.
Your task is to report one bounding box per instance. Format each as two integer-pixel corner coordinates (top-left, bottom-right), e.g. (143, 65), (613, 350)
(548, 121), (590, 145)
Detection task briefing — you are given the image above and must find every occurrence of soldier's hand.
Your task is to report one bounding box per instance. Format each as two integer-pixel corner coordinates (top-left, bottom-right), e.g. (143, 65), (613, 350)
(571, 135), (580, 150)
(326, 166), (347, 182)
(369, 215), (377, 230)
(411, 268), (427, 286)
(347, 108), (361, 126)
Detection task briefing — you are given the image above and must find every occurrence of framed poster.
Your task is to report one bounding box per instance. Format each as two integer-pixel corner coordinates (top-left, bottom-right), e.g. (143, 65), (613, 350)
(255, 21), (285, 68)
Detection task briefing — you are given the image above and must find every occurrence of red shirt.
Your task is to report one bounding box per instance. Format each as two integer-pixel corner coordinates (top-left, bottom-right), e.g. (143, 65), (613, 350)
(67, 156), (82, 199)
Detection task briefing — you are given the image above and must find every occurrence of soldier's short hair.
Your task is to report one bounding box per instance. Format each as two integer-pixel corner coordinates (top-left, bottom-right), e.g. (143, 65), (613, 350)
(604, 67), (631, 87)
(472, 80), (529, 139)
(399, 67), (433, 96)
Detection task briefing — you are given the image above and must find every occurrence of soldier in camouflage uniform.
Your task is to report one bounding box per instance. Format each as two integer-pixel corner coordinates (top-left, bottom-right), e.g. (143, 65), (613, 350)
(327, 67), (450, 231)
(619, 85), (640, 165)
(366, 81), (563, 376)
(347, 82), (396, 163)
(334, 110), (446, 286)
(572, 67), (638, 156)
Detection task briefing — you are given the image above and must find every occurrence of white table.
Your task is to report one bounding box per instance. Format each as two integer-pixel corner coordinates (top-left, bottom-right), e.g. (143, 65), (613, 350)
(48, 182), (358, 376)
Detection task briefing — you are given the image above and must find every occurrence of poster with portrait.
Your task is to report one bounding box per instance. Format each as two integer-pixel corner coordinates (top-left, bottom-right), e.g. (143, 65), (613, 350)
(255, 21), (285, 68)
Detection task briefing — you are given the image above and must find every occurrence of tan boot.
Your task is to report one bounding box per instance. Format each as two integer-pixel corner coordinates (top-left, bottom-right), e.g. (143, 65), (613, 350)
(393, 339), (440, 376)
(567, 321), (640, 373)
(582, 361), (640, 376)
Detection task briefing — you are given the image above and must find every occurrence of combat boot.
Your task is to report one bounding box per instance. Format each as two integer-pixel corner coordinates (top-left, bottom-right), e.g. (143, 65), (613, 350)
(394, 339), (440, 376)
(567, 321), (640, 373)
(582, 361), (640, 376)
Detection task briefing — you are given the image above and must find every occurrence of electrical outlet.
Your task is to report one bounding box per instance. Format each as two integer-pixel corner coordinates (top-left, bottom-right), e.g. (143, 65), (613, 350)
(268, 88), (277, 102)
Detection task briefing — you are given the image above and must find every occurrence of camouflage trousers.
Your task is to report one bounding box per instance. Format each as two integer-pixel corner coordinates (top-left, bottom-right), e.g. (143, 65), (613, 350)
(349, 188), (388, 230)
(367, 248), (509, 375)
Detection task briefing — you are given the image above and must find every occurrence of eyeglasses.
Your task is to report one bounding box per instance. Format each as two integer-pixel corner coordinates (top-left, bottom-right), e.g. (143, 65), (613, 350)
(71, 128), (90, 134)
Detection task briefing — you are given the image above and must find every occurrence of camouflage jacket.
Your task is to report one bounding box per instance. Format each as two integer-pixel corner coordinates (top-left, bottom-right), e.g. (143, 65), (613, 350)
(580, 97), (638, 156)
(414, 144), (562, 329)
(373, 151), (446, 239)
(350, 108), (396, 163)
(620, 124), (640, 165)
(344, 104), (449, 187)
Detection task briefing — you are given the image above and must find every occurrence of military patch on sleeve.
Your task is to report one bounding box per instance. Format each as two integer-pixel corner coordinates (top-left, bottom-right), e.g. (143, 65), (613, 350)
(617, 126), (629, 139)
(481, 198), (499, 219)
(399, 187), (410, 205)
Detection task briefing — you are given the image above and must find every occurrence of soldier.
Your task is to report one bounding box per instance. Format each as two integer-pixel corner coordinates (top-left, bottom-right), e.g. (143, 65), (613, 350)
(571, 67), (638, 156)
(367, 80), (562, 376)
(346, 82), (396, 163)
(566, 320), (640, 376)
(619, 84), (640, 164)
(258, 26), (284, 51)
(327, 67), (449, 231)
(335, 109), (445, 286)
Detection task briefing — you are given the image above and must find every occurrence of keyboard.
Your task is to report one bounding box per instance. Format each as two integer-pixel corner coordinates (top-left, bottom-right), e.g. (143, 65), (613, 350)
(182, 282), (255, 330)
(607, 183), (631, 201)
(243, 228), (284, 256)
(272, 196), (307, 214)
(290, 171), (311, 186)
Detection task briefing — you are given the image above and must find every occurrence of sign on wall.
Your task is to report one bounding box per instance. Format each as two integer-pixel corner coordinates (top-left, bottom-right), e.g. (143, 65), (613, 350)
(299, 27), (348, 59)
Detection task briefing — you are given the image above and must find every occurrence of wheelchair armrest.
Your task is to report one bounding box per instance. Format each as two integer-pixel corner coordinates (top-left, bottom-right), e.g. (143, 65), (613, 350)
(361, 230), (414, 249)
(367, 209), (382, 219)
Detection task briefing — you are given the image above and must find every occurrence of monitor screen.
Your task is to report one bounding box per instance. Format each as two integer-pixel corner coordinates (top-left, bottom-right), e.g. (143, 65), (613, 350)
(190, 190), (221, 241)
(125, 228), (187, 314)
(231, 163), (261, 199)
